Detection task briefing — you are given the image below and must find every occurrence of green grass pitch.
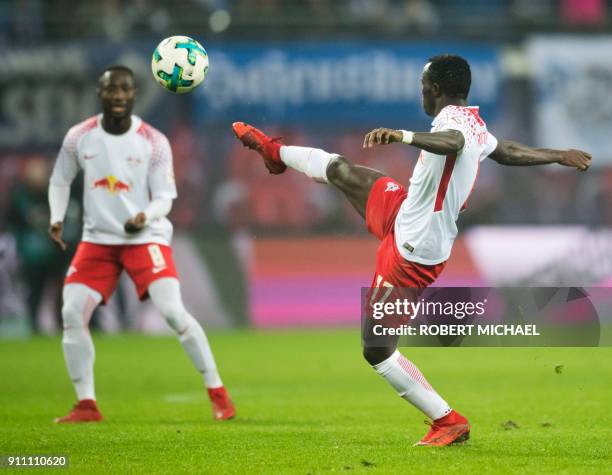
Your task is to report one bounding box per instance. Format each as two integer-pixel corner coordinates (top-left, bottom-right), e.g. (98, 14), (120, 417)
(1, 330), (610, 474)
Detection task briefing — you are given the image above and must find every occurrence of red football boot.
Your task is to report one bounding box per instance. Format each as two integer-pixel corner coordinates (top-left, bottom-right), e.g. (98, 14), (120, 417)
(54, 399), (103, 424)
(232, 122), (286, 174)
(207, 387), (236, 421)
(414, 410), (470, 446)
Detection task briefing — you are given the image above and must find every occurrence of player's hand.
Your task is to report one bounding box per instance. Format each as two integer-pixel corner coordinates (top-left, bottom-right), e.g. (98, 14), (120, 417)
(48, 222), (68, 251)
(363, 128), (403, 148)
(559, 149), (592, 171)
(124, 212), (147, 234)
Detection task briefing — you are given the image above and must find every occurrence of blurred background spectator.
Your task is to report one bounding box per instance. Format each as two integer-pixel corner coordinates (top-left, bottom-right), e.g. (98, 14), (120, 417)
(6, 156), (80, 333)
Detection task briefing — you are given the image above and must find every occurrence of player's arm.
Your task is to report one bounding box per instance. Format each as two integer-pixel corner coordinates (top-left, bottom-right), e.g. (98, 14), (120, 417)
(48, 131), (81, 251)
(363, 128), (465, 155)
(48, 185), (70, 250)
(124, 199), (173, 233)
(125, 132), (177, 234)
(488, 140), (592, 171)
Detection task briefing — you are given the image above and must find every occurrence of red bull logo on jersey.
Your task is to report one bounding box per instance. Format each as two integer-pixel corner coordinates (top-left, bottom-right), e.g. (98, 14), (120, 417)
(92, 175), (131, 194)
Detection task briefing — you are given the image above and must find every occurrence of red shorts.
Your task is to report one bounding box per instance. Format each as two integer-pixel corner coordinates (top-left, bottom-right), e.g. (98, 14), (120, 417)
(366, 177), (446, 289)
(65, 242), (179, 303)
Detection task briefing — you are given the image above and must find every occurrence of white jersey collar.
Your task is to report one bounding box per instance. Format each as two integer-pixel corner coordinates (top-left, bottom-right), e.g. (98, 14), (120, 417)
(431, 105), (480, 127)
(96, 114), (142, 136)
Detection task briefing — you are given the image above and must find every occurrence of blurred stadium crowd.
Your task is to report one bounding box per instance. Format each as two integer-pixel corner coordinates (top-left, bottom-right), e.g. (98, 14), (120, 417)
(0, 0), (610, 44)
(1, 0), (611, 334)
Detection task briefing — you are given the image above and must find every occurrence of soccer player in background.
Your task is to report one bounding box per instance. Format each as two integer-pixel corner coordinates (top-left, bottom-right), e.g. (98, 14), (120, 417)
(233, 55), (591, 446)
(48, 65), (235, 423)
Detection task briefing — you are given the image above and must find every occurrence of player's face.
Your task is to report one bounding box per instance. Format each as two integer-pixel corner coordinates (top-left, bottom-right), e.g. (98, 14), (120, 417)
(98, 71), (136, 120)
(421, 64), (437, 117)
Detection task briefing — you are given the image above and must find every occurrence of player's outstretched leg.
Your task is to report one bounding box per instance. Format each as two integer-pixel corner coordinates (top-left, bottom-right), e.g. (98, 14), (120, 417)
(232, 122), (384, 220)
(55, 283), (103, 423)
(148, 277), (235, 420)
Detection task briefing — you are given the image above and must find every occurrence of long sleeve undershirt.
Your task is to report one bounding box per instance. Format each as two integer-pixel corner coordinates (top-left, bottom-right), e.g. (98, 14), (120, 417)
(48, 184), (172, 225)
(143, 198), (172, 224)
(48, 184), (70, 224)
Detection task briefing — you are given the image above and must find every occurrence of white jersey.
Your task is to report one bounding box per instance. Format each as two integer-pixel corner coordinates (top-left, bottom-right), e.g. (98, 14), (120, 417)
(50, 114), (177, 245)
(394, 105), (498, 265)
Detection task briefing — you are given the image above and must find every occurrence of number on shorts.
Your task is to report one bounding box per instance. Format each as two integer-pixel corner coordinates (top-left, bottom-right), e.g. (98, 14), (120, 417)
(369, 274), (394, 306)
(147, 244), (166, 267)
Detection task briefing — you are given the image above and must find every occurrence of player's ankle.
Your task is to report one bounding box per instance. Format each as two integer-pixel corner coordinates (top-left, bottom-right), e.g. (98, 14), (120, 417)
(264, 141), (282, 162)
(435, 409), (466, 424)
(77, 399), (98, 409)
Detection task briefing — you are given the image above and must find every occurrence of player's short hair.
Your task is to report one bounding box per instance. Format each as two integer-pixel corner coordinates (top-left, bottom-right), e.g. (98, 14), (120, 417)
(100, 65), (135, 82)
(426, 55), (471, 99)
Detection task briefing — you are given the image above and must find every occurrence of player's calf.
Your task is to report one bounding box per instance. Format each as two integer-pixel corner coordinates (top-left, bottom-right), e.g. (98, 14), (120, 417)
(279, 146), (338, 184)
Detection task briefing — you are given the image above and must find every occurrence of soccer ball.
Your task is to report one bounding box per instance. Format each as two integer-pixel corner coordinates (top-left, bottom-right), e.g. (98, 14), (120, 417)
(151, 36), (209, 93)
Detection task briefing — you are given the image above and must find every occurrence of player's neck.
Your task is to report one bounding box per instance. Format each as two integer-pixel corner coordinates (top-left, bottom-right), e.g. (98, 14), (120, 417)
(434, 98), (468, 116)
(102, 115), (132, 135)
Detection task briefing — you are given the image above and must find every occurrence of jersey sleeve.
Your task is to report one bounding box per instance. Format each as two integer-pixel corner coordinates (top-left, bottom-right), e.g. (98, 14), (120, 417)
(50, 129), (81, 186)
(147, 133), (177, 200)
(482, 132), (499, 161)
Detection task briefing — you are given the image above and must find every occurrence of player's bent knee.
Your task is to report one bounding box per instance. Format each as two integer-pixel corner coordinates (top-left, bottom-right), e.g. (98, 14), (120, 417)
(147, 278), (191, 332)
(61, 299), (83, 327)
(158, 303), (182, 324)
(61, 284), (101, 330)
(165, 313), (188, 333)
(362, 346), (395, 366)
(156, 302), (188, 333)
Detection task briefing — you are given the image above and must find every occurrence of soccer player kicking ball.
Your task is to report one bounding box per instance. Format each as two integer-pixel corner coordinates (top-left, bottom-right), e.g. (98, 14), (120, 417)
(233, 55), (591, 446)
(49, 65), (235, 423)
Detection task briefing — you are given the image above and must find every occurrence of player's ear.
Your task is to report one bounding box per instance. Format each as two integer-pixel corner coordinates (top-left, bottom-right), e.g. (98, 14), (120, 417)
(96, 78), (103, 98)
(432, 82), (441, 97)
